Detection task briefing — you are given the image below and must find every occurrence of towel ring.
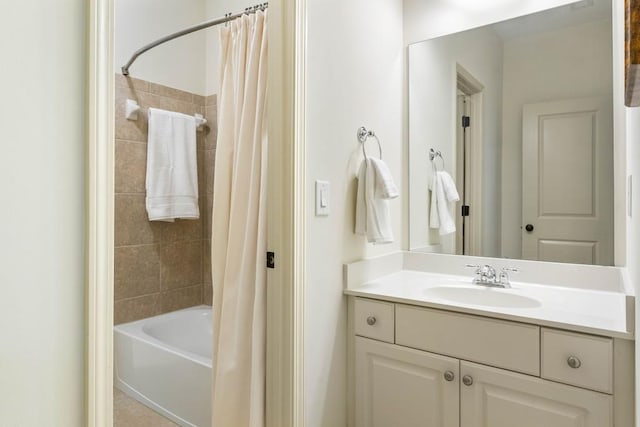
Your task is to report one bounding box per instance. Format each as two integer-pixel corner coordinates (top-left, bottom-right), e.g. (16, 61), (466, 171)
(357, 126), (382, 160)
(429, 148), (445, 171)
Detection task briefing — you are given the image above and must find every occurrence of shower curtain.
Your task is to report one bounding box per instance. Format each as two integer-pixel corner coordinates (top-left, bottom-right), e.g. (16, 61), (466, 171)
(210, 9), (267, 427)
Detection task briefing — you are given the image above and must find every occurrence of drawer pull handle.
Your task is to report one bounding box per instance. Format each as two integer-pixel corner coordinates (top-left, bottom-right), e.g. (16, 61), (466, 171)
(567, 356), (582, 369)
(366, 316), (377, 326)
(444, 371), (455, 382)
(462, 375), (473, 386)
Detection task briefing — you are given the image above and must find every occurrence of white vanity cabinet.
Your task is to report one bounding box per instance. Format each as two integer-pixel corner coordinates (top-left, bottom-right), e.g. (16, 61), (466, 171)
(350, 297), (631, 427)
(460, 361), (611, 427)
(355, 337), (459, 427)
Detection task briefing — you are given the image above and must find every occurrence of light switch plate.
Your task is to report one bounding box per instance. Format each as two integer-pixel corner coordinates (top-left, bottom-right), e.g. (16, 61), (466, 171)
(315, 180), (330, 216)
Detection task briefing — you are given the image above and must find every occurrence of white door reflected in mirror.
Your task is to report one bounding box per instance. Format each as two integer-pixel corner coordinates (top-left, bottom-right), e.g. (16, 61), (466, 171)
(522, 97), (613, 265)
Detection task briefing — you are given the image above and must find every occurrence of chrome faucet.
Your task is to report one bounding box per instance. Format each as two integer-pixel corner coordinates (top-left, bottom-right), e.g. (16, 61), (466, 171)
(466, 264), (518, 288)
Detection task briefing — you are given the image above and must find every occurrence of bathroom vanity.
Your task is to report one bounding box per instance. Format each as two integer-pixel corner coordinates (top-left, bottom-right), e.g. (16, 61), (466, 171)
(345, 253), (635, 427)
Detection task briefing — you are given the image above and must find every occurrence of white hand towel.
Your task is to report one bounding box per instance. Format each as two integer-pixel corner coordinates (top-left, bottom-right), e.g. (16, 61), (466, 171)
(437, 171), (460, 202)
(146, 107), (200, 221)
(369, 157), (399, 199)
(429, 171), (440, 229)
(355, 159), (394, 244)
(429, 171), (457, 235)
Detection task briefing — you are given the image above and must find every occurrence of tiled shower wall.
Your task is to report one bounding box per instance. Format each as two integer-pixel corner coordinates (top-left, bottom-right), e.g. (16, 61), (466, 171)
(114, 74), (217, 324)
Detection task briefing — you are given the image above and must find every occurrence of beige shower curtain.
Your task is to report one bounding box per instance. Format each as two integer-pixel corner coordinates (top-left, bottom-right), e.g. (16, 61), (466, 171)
(211, 10), (267, 427)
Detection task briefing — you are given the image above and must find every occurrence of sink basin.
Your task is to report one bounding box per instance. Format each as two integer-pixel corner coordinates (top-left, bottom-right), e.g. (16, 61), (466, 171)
(423, 286), (541, 308)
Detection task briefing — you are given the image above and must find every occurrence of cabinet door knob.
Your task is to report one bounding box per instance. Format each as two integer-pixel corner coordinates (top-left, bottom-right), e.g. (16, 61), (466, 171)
(366, 316), (377, 326)
(462, 375), (474, 386)
(444, 371), (455, 382)
(567, 356), (582, 369)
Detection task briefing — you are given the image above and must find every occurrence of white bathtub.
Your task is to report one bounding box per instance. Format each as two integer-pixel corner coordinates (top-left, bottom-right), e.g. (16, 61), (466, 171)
(114, 305), (212, 427)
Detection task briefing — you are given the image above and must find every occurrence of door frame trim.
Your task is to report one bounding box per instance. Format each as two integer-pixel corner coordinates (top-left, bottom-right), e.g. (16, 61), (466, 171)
(456, 64), (484, 256)
(86, 1), (115, 425)
(85, 0), (305, 425)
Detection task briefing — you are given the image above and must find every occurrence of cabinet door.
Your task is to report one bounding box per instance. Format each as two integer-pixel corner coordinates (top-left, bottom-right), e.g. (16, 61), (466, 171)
(460, 361), (612, 427)
(355, 337), (459, 427)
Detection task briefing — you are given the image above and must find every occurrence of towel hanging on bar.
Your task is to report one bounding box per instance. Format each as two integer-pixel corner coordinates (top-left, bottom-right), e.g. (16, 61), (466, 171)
(125, 99), (207, 131)
(429, 148), (445, 171)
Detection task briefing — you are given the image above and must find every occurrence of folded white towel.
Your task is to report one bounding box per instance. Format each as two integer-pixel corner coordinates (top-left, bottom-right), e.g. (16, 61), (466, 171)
(146, 107), (200, 221)
(355, 159), (395, 244)
(429, 171), (458, 235)
(369, 157), (399, 200)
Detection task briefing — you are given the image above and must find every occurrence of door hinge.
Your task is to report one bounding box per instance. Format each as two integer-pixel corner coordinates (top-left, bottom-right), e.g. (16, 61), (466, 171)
(461, 205), (470, 217)
(462, 116), (470, 128)
(266, 251), (275, 269)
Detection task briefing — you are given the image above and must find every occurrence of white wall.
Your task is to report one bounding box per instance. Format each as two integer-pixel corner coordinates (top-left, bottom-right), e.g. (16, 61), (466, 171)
(408, 27), (503, 255)
(0, 0), (85, 424)
(304, 0), (404, 425)
(627, 106), (640, 425)
(500, 19), (613, 258)
(115, 0), (207, 95)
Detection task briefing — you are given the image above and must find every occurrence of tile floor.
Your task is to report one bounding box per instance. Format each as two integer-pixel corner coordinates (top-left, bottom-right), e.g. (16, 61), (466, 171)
(114, 388), (178, 427)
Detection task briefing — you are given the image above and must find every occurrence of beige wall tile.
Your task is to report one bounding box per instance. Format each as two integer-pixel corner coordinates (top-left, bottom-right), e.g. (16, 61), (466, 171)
(115, 73), (149, 92)
(197, 148), (215, 197)
(114, 294), (161, 324)
(203, 101), (217, 150)
(115, 86), (147, 142)
(203, 150), (216, 196)
(161, 217), (202, 243)
(137, 92), (201, 117)
(202, 196), (213, 241)
(202, 239), (212, 284)
(205, 94), (217, 107)
(196, 133), (206, 151)
(147, 81), (194, 103)
(160, 240), (202, 290)
(115, 140), (147, 194)
(161, 285), (203, 313)
(192, 94), (206, 106)
(114, 75), (213, 323)
(114, 245), (161, 300)
(197, 149), (205, 196)
(115, 195), (162, 247)
(203, 283), (213, 306)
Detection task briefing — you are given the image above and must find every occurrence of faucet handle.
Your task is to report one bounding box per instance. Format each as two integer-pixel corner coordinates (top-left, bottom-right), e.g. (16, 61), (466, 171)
(501, 267), (519, 273)
(499, 267), (519, 287)
(478, 264), (496, 278)
(465, 263), (481, 270)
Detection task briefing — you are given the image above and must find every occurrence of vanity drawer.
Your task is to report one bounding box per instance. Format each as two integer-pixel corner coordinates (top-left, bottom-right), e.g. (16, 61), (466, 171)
(396, 305), (540, 375)
(354, 298), (395, 343)
(541, 328), (613, 393)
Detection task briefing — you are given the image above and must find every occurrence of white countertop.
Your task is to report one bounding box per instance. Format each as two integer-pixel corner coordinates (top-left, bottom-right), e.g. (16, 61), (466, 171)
(345, 270), (633, 339)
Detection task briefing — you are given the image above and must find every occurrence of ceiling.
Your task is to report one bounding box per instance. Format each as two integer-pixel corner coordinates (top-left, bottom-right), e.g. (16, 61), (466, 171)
(490, 0), (611, 41)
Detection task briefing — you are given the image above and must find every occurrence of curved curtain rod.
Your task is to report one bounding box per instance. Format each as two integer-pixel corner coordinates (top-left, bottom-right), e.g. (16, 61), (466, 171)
(121, 3), (268, 76)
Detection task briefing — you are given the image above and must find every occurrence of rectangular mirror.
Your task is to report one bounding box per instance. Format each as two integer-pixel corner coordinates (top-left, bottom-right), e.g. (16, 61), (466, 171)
(409, 0), (614, 265)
